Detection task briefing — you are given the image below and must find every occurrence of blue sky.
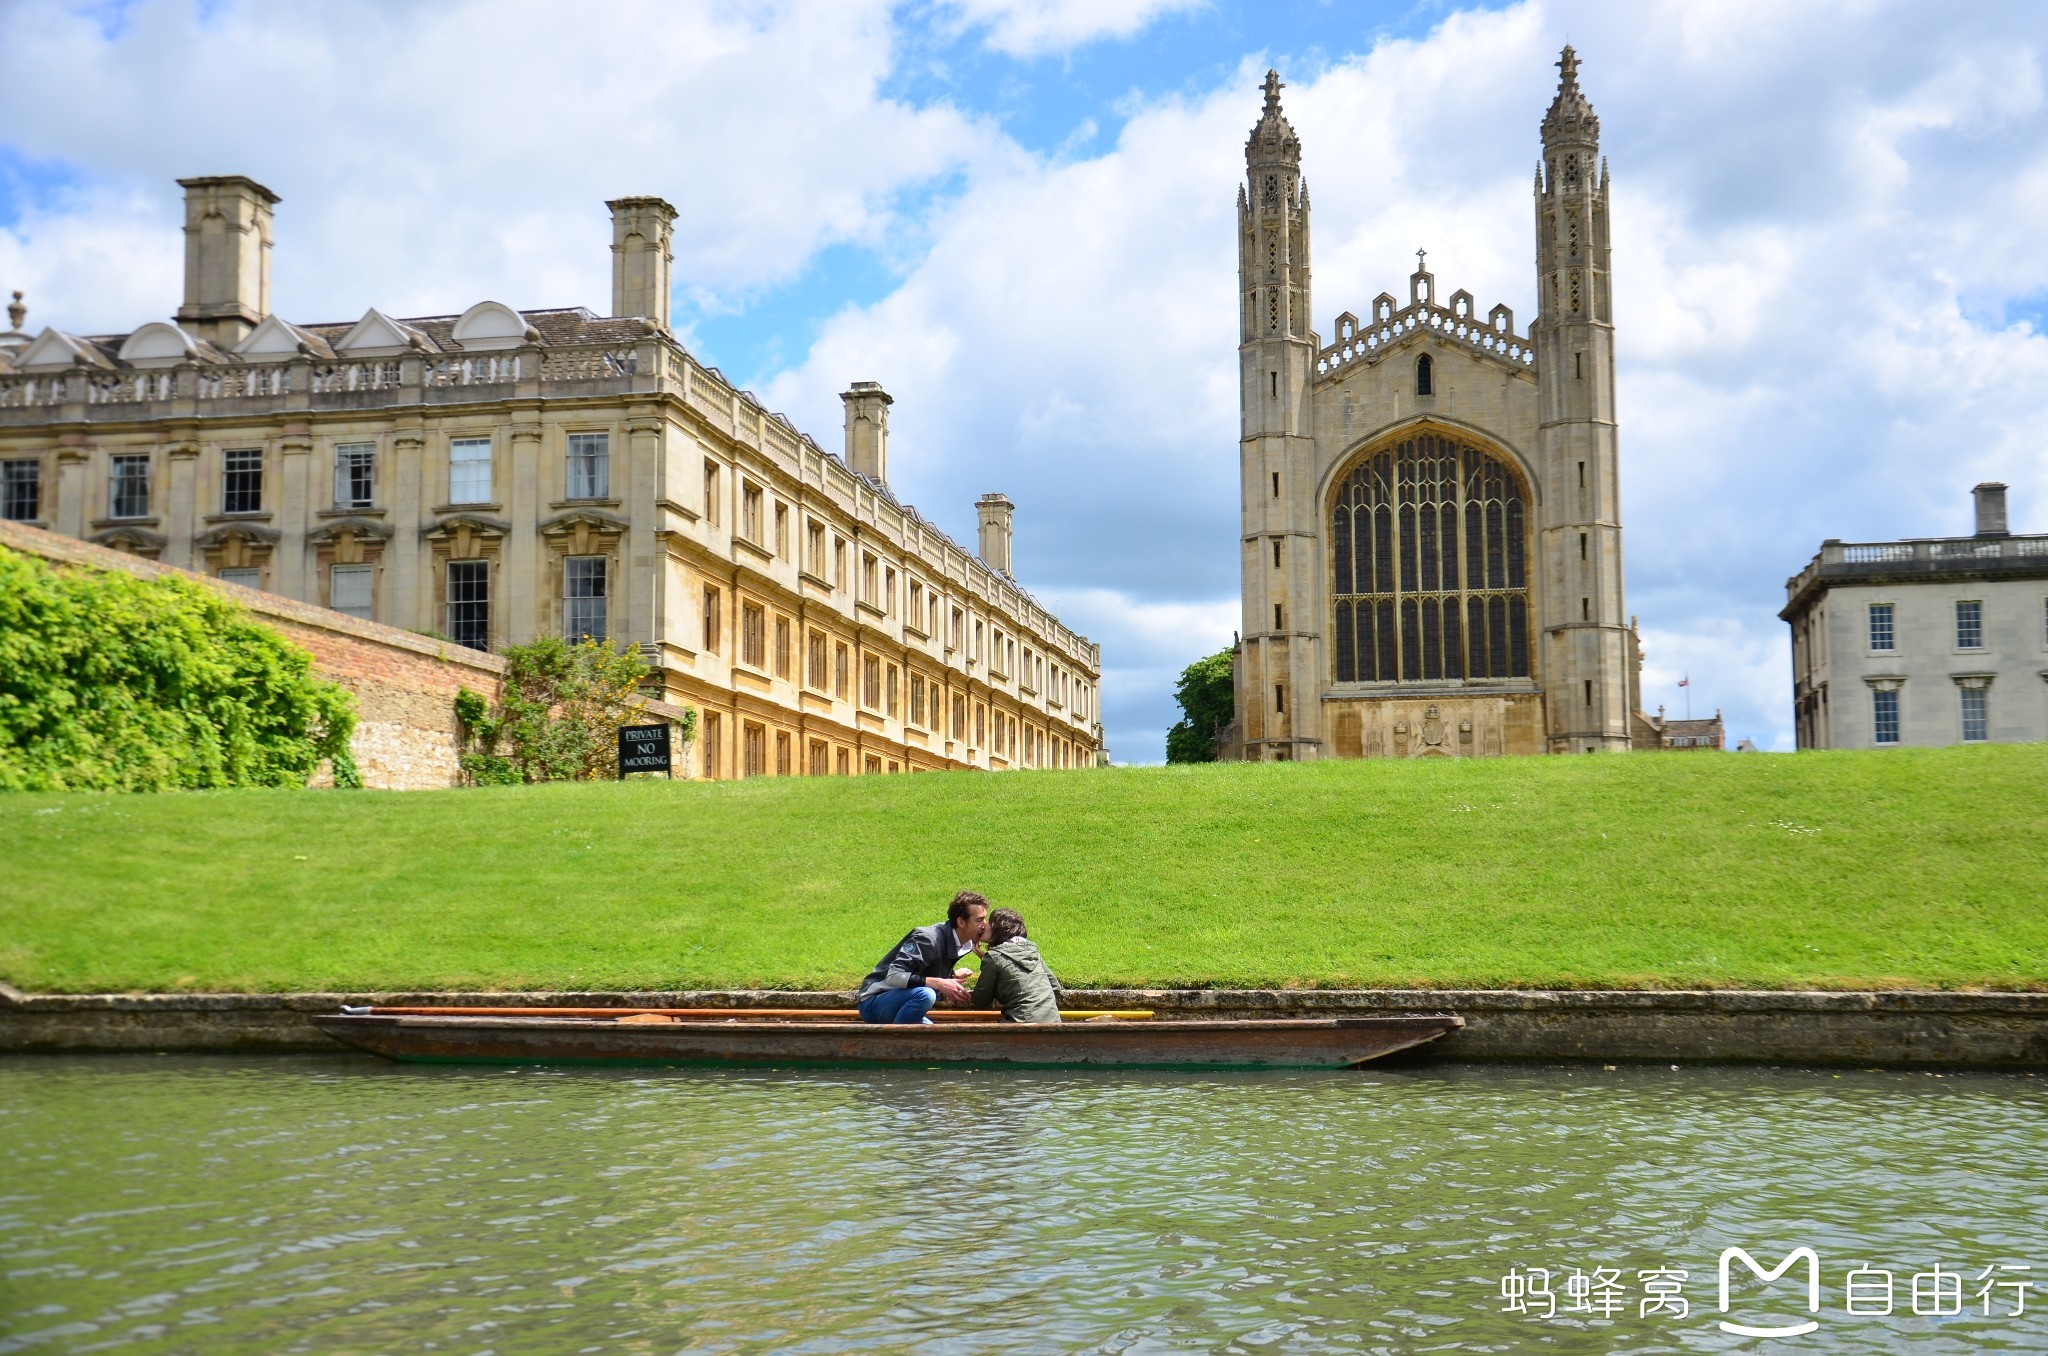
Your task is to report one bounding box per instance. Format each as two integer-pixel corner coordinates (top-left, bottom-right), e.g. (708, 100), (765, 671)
(6, 0), (2048, 760)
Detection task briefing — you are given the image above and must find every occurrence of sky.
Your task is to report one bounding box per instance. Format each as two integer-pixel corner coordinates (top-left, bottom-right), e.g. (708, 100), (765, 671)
(6, 0), (2048, 759)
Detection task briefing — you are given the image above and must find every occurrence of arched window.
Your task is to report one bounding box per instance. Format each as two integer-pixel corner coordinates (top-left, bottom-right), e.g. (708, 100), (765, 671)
(1330, 433), (1529, 683)
(1415, 354), (1433, 396)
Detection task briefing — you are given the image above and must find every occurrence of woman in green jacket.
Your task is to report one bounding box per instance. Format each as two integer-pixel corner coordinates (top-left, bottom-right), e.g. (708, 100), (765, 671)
(969, 908), (1061, 1023)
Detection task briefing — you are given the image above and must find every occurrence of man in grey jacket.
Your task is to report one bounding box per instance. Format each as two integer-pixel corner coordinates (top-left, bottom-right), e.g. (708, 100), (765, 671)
(856, 891), (990, 1024)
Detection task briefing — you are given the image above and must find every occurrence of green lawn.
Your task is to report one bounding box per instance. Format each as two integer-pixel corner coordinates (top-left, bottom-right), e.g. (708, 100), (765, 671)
(3, 744), (2045, 994)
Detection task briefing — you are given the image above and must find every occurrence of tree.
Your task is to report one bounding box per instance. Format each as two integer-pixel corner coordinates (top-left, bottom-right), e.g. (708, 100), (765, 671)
(0, 545), (357, 792)
(1165, 647), (1235, 763)
(455, 636), (694, 784)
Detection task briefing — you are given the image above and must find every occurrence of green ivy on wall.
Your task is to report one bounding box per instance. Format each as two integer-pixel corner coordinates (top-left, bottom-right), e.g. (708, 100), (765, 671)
(0, 545), (358, 792)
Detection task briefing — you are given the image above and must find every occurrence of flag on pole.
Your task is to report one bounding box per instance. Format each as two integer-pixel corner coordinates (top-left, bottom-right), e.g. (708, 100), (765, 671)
(1678, 675), (1690, 687)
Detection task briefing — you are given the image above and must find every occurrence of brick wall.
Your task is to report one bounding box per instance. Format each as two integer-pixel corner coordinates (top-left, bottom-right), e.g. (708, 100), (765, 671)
(3, 519), (503, 790)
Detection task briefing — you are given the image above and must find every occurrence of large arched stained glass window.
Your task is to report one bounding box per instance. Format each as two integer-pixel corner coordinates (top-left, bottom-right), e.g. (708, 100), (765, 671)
(1331, 433), (1529, 683)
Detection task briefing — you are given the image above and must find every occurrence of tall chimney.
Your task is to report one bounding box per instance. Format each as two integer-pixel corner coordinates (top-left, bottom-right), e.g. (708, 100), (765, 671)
(1973, 481), (2010, 537)
(841, 381), (892, 482)
(175, 176), (279, 347)
(607, 197), (676, 329)
(976, 493), (1014, 576)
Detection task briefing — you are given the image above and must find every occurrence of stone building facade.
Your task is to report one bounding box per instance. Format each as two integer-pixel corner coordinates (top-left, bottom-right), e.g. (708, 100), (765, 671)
(1232, 49), (1653, 760)
(0, 181), (1102, 779)
(1782, 483), (2048, 750)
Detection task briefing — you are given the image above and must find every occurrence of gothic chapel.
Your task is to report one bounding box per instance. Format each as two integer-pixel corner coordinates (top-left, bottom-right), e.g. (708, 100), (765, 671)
(1232, 47), (1654, 759)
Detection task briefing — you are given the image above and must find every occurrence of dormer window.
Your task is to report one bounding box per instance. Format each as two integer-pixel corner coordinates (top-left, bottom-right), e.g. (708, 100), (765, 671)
(1416, 354), (1434, 396)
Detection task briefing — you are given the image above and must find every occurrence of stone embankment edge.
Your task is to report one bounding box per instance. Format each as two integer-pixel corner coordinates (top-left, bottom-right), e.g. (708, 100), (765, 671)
(3, 981), (2044, 1068)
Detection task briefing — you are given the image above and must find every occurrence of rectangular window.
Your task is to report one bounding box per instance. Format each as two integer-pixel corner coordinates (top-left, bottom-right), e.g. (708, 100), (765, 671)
(2, 459), (40, 521)
(1956, 600), (1983, 649)
(836, 747), (849, 775)
(742, 483), (763, 542)
(741, 602), (766, 668)
(774, 503), (788, 559)
(952, 694), (966, 739)
(222, 448), (263, 514)
(218, 567), (260, 588)
(776, 731), (791, 776)
(909, 580), (925, 630)
(950, 606), (964, 649)
(929, 683), (941, 730)
(807, 520), (825, 574)
(703, 460), (720, 524)
(567, 432), (610, 499)
(702, 585), (721, 653)
(972, 619), (983, 661)
(1960, 687), (1988, 742)
(807, 630), (827, 690)
(862, 553), (878, 605)
(704, 712), (723, 779)
(1868, 602), (1895, 652)
(109, 454), (150, 518)
(329, 564), (374, 620)
(1275, 683), (1285, 713)
(975, 703), (986, 748)
(886, 664), (899, 718)
(774, 615), (791, 678)
(862, 655), (881, 710)
(743, 723), (766, 777)
(447, 559), (489, 650)
(910, 674), (926, 727)
(834, 642), (849, 698)
(448, 438), (491, 505)
(1273, 604), (1284, 630)
(1873, 688), (1899, 745)
(809, 739), (829, 777)
(564, 556), (607, 642)
(886, 563), (900, 612)
(834, 537), (845, 587)
(334, 443), (375, 508)
(1273, 539), (1282, 568)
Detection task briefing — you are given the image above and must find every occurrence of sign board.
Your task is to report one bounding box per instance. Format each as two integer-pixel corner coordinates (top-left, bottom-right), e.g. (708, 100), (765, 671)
(618, 723), (672, 779)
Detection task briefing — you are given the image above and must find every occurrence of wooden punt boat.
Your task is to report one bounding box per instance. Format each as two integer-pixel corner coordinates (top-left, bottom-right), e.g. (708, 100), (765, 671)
(311, 1007), (1464, 1070)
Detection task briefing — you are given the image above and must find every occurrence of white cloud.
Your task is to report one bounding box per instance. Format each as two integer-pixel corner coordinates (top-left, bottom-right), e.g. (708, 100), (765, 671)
(933, 0), (1205, 57)
(0, 0), (1000, 330)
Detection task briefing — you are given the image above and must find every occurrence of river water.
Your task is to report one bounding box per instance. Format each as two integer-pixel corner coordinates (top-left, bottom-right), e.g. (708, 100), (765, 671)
(1, 1056), (2044, 1354)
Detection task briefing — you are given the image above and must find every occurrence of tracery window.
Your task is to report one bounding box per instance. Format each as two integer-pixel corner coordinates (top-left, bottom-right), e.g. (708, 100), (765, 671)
(1330, 433), (1529, 683)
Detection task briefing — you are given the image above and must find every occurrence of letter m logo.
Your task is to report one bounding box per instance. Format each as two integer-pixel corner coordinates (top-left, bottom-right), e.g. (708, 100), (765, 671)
(1718, 1246), (1821, 1337)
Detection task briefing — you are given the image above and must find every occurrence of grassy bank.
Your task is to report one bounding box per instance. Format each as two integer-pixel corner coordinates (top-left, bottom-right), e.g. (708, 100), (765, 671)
(3, 744), (2045, 993)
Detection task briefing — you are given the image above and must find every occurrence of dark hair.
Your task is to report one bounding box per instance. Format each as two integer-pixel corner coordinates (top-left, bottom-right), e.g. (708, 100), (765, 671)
(987, 908), (1027, 947)
(948, 891), (990, 924)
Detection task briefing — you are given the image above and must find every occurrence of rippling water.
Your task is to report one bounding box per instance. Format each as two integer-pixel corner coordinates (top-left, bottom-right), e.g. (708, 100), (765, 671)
(2, 1057), (2045, 1354)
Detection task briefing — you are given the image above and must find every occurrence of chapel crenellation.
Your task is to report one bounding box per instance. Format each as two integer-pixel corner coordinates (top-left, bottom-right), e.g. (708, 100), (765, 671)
(0, 181), (1102, 777)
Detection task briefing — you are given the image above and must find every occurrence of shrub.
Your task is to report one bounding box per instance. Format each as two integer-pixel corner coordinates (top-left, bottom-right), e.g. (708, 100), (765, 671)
(455, 636), (692, 784)
(0, 545), (357, 792)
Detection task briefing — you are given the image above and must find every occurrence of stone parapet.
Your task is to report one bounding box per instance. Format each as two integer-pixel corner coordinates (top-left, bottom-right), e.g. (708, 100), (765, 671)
(4, 983), (2043, 1068)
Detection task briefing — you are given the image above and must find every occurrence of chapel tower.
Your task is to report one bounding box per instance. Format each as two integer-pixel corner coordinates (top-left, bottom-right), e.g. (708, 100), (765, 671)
(1235, 71), (1320, 758)
(1531, 45), (1631, 751)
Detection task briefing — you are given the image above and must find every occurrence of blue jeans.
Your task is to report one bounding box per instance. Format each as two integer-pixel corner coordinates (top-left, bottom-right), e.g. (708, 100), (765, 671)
(859, 986), (936, 1024)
